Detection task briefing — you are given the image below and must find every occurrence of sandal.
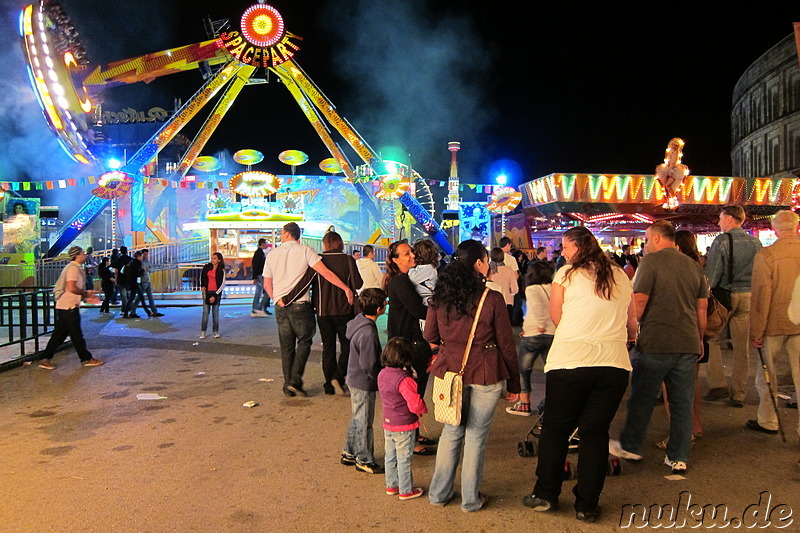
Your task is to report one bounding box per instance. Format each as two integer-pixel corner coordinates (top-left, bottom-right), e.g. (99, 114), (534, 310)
(417, 436), (437, 446)
(413, 446), (436, 456)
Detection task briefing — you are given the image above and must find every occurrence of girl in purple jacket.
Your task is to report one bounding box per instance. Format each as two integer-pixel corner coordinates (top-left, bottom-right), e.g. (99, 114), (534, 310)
(378, 337), (428, 501)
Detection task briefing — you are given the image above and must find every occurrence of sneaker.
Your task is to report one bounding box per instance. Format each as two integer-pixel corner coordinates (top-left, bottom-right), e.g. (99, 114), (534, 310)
(355, 461), (384, 474)
(576, 506), (602, 522)
(728, 399), (744, 408)
(38, 360), (55, 370)
(664, 456), (687, 474)
(337, 381), (351, 397)
(128, 314), (141, 319)
(399, 488), (424, 501)
(213, 333), (220, 338)
(265, 309), (272, 315)
(200, 332), (206, 339)
(340, 452), (356, 466)
(82, 359), (104, 367)
(251, 310), (268, 317)
(282, 386), (296, 397)
(506, 401), (532, 416)
(609, 439), (642, 461)
(386, 487), (399, 495)
(151, 312), (164, 317)
(704, 387), (729, 401)
(522, 494), (557, 511)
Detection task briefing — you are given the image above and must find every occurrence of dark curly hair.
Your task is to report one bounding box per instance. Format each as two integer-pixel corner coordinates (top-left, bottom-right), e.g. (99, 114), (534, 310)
(430, 240), (487, 316)
(382, 240), (409, 290)
(562, 226), (618, 300)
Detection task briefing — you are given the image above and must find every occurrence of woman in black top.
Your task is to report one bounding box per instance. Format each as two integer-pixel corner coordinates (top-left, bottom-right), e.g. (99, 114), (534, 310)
(384, 240), (435, 454)
(314, 231), (362, 395)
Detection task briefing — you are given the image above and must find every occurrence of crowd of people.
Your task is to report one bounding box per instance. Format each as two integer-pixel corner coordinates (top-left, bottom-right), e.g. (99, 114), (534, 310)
(32, 207), (800, 523)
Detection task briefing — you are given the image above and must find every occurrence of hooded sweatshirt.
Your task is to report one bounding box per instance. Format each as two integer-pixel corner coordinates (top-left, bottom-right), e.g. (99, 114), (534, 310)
(345, 313), (382, 391)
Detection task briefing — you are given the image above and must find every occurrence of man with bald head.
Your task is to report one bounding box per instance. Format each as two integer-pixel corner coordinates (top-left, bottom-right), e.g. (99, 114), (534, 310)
(749, 210), (800, 436)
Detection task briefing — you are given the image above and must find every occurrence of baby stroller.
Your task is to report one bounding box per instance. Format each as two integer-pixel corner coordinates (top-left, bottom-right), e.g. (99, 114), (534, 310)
(516, 403), (623, 480)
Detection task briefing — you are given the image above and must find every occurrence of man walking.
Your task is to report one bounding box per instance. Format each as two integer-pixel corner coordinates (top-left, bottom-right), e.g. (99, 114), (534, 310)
(112, 246), (131, 317)
(251, 238), (271, 317)
(749, 210), (800, 436)
(137, 249), (163, 317)
(610, 221), (707, 474)
(264, 222), (354, 397)
(32, 246), (103, 369)
(705, 204), (762, 407)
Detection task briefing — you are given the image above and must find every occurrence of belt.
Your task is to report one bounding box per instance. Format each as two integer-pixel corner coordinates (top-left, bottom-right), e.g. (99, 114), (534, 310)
(440, 340), (497, 350)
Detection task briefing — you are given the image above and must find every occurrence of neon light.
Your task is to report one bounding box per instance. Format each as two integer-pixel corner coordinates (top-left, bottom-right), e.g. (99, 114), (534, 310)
(559, 174), (577, 199)
(241, 5), (285, 48)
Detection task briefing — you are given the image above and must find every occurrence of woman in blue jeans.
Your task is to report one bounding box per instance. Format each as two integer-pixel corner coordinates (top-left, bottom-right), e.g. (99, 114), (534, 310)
(424, 240), (520, 512)
(200, 253), (226, 338)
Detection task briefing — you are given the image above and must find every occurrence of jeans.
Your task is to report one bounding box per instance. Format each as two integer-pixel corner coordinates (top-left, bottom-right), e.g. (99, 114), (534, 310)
(517, 334), (553, 392)
(621, 350), (696, 462)
(275, 302), (316, 389)
(385, 428), (416, 495)
(38, 308), (93, 362)
(117, 285), (128, 314)
(252, 275), (270, 312)
(707, 292), (752, 401)
(343, 387), (376, 464)
(318, 314), (353, 385)
(126, 284), (153, 316)
(134, 281), (158, 314)
(201, 300), (220, 334)
(756, 335), (800, 436)
(429, 382), (503, 511)
(533, 367), (628, 512)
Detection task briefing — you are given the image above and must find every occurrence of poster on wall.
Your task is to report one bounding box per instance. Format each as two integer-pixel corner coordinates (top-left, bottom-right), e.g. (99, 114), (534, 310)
(491, 212), (531, 249)
(459, 202), (489, 246)
(3, 198), (40, 254)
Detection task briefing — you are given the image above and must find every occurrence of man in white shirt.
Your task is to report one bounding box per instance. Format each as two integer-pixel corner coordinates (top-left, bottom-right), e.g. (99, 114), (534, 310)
(355, 245), (383, 291)
(34, 246), (104, 370)
(264, 222), (354, 397)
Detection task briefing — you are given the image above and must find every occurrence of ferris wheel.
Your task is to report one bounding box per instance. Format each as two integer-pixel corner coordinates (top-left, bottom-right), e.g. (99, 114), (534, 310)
(21, 1), (453, 256)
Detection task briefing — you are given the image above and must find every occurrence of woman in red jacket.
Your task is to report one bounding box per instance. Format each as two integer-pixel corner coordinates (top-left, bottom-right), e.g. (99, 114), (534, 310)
(200, 253), (226, 339)
(425, 239), (520, 512)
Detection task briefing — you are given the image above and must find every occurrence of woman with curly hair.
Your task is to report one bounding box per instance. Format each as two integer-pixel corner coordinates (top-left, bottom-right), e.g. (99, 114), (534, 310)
(384, 240), (436, 454)
(425, 240), (519, 512)
(522, 226), (636, 523)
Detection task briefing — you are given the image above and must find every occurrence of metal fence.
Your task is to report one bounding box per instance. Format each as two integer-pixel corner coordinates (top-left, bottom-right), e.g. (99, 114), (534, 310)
(0, 288), (56, 369)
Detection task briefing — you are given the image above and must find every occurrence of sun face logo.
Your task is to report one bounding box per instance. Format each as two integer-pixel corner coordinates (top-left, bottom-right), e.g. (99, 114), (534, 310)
(218, 4), (302, 68)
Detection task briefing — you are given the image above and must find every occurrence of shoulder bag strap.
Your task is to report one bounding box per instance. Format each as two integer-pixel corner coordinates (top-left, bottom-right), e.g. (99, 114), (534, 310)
(726, 232), (734, 286)
(459, 288), (490, 375)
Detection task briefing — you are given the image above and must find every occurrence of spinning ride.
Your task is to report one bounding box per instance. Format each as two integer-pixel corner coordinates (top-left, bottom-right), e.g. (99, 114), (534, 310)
(21, 1), (452, 256)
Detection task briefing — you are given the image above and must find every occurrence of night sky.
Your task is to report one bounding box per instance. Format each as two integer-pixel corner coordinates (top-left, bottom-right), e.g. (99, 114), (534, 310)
(2, 0), (800, 203)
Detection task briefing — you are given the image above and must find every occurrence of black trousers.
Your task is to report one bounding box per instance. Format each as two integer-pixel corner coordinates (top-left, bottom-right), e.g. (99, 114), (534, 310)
(317, 313), (353, 385)
(39, 308), (93, 362)
(533, 366), (628, 512)
(100, 280), (114, 312)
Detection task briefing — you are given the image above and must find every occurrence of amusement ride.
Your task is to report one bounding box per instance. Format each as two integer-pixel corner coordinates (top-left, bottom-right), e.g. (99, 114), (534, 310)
(20, 0), (454, 257)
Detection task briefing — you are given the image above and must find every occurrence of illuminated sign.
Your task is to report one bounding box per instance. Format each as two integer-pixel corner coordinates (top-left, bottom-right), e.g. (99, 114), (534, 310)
(103, 107), (170, 124)
(217, 4), (301, 67)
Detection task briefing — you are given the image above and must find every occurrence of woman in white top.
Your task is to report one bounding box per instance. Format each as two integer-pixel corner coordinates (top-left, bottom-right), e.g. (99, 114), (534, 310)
(507, 262), (556, 416)
(522, 226), (637, 523)
(488, 247), (518, 320)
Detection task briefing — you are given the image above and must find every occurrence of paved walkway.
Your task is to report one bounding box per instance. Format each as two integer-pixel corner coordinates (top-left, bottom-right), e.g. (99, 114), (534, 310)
(0, 305), (798, 532)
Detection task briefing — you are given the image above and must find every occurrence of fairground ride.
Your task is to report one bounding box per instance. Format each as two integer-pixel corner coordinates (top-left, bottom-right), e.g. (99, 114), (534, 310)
(20, 1), (453, 257)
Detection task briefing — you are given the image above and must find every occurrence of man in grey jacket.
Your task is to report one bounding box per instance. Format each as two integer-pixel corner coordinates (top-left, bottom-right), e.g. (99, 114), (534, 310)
(705, 204), (762, 407)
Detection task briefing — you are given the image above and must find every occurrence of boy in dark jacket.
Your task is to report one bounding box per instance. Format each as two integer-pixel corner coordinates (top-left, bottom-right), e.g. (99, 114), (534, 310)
(341, 288), (387, 474)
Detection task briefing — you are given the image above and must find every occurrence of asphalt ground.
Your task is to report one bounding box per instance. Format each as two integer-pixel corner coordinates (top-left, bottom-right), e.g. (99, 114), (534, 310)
(1, 303), (799, 532)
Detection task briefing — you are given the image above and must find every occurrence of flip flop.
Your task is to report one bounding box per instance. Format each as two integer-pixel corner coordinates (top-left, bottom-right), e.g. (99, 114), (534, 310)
(413, 446), (435, 456)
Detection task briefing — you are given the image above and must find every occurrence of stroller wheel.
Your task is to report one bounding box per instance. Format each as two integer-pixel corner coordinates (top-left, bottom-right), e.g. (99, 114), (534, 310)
(563, 460), (576, 480)
(517, 441), (528, 457)
(607, 456), (623, 476)
(526, 439), (538, 457)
